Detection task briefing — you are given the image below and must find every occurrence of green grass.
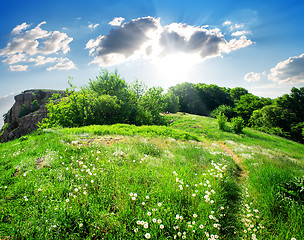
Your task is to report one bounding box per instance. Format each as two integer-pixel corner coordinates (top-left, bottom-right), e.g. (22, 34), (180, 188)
(1, 113), (304, 239)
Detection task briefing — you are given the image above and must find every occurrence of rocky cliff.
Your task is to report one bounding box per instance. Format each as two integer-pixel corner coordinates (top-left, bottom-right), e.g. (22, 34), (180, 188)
(0, 89), (65, 142)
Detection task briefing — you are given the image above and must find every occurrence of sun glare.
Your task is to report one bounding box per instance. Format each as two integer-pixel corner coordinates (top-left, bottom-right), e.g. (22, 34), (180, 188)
(153, 53), (201, 87)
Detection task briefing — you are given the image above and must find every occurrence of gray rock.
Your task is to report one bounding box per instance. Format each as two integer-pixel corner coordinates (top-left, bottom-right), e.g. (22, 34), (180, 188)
(0, 89), (65, 142)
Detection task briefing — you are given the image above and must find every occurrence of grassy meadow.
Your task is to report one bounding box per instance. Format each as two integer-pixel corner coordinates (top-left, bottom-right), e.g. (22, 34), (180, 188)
(1, 113), (304, 239)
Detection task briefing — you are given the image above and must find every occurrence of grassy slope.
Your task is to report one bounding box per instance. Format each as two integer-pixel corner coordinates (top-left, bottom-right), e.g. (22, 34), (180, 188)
(0, 113), (303, 239)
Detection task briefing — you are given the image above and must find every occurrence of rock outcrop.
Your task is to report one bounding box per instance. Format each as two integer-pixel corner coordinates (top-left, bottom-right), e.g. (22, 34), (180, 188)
(0, 89), (65, 142)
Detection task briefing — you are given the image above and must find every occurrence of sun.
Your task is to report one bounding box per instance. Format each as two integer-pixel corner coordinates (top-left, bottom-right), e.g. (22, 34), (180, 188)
(153, 53), (201, 88)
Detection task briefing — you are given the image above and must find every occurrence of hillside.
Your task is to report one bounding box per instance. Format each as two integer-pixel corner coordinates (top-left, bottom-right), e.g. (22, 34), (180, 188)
(0, 113), (304, 239)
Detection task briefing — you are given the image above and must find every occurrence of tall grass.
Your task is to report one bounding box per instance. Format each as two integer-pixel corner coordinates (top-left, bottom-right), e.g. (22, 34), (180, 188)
(1, 113), (304, 239)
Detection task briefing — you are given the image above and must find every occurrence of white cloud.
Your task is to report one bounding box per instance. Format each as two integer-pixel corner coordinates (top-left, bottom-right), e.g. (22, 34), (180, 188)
(9, 65), (28, 71)
(2, 53), (26, 64)
(268, 53), (304, 84)
(223, 20), (232, 26)
(109, 17), (125, 26)
(223, 36), (253, 52)
(231, 30), (250, 36)
(88, 23), (99, 29)
(46, 57), (77, 71)
(29, 56), (57, 66)
(11, 22), (30, 34)
(244, 72), (264, 82)
(86, 16), (254, 67)
(0, 21), (74, 71)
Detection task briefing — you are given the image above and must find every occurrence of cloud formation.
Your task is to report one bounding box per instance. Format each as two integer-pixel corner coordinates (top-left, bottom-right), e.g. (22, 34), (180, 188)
(9, 65), (28, 72)
(87, 16), (253, 66)
(0, 22), (75, 71)
(109, 17), (125, 26)
(88, 23), (99, 29)
(46, 57), (77, 71)
(268, 53), (304, 84)
(244, 72), (264, 82)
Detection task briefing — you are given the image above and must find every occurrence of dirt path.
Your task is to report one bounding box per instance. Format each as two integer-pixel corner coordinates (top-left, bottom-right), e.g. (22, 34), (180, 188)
(217, 141), (248, 179)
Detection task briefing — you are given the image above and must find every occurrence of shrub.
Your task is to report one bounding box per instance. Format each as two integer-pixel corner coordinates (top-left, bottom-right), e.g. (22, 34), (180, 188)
(217, 112), (228, 131)
(231, 117), (244, 134)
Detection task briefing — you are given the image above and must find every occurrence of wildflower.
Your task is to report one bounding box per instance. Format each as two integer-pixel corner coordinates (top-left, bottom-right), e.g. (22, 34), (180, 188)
(160, 224), (164, 229)
(142, 202), (145, 205)
(182, 235), (186, 239)
(134, 228), (138, 233)
(144, 223), (149, 229)
(132, 197), (136, 201)
(146, 196), (150, 199)
(145, 233), (151, 239)
(137, 220), (141, 225)
(66, 199), (70, 202)
(130, 192), (133, 197)
(157, 219), (162, 223)
(83, 191), (87, 195)
(193, 214), (198, 218)
(199, 224), (204, 229)
(147, 212), (152, 216)
(91, 180), (94, 183)
(176, 214), (180, 220)
(134, 193), (138, 197)
(192, 193), (196, 197)
(74, 188), (78, 192)
(210, 200), (214, 204)
(158, 202), (162, 207)
(38, 188), (42, 192)
(79, 223), (83, 227)
(178, 232), (182, 236)
(152, 218), (157, 223)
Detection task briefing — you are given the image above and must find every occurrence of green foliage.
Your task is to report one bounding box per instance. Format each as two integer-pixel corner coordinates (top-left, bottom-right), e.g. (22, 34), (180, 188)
(210, 105), (236, 119)
(0, 123), (8, 136)
(195, 83), (233, 114)
(234, 94), (272, 124)
(231, 117), (244, 134)
(249, 105), (296, 139)
(169, 82), (205, 115)
(229, 87), (248, 101)
(278, 177), (304, 204)
(217, 112), (228, 131)
(40, 91), (121, 128)
(162, 90), (179, 113)
(31, 100), (40, 112)
(18, 104), (30, 118)
(41, 70), (170, 128)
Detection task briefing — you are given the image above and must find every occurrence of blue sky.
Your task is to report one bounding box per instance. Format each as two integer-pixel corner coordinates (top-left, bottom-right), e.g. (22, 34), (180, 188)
(1, 0), (304, 126)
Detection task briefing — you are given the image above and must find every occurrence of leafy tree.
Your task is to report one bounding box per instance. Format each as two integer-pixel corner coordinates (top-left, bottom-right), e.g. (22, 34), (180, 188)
(139, 87), (166, 125)
(163, 90), (179, 113)
(195, 83), (233, 114)
(249, 105), (296, 138)
(231, 117), (244, 134)
(170, 82), (205, 115)
(210, 105), (236, 119)
(234, 94), (272, 124)
(229, 87), (249, 101)
(217, 112), (228, 131)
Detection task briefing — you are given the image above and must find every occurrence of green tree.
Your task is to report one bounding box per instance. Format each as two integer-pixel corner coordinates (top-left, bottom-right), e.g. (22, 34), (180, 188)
(229, 87), (249, 102)
(169, 82), (205, 115)
(234, 94), (272, 124)
(163, 90), (179, 113)
(195, 83), (233, 114)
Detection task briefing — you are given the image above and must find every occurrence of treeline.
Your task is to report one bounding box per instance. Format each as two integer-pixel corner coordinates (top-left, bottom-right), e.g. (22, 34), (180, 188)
(40, 70), (178, 128)
(169, 82), (304, 143)
(41, 70), (304, 143)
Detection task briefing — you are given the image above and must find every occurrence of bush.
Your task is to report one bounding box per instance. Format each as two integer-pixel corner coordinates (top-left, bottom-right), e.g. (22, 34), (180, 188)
(217, 113), (228, 131)
(210, 105), (236, 119)
(231, 117), (244, 134)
